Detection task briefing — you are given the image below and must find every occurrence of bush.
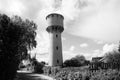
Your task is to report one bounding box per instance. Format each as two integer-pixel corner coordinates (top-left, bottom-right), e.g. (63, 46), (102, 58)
(26, 59), (45, 73)
(33, 62), (44, 73)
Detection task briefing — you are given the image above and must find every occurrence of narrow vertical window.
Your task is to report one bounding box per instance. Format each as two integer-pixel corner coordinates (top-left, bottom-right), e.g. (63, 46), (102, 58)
(56, 34), (58, 37)
(56, 46), (58, 50)
(57, 59), (59, 64)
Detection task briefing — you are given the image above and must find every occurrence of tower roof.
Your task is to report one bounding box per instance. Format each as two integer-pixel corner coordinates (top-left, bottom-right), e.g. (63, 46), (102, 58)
(46, 13), (64, 20)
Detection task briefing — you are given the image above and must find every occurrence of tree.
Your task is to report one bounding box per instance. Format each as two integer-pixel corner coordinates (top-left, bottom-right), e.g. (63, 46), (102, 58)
(63, 55), (89, 67)
(118, 41), (120, 52)
(104, 50), (120, 64)
(63, 59), (80, 67)
(31, 59), (45, 73)
(0, 14), (37, 80)
(73, 55), (86, 64)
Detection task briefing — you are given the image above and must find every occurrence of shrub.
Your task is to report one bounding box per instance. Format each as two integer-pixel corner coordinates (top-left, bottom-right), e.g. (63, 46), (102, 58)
(33, 62), (44, 73)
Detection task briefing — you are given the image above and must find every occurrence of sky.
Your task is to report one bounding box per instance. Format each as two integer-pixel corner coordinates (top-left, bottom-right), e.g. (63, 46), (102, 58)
(0, 0), (120, 62)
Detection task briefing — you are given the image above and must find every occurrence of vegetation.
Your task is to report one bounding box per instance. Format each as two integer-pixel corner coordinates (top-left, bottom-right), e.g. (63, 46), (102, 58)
(18, 54), (46, 73)
(63, 55), (90, 67)
(104, 50), (120, 64)
(43, 67), (120, 80)
(0, 14), (37, 80)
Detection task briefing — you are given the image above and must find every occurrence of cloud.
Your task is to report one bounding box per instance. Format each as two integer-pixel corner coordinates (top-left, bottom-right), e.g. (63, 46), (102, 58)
(92, 49), (104, 57)
(86, 43), (119, 60)
(80, 49), (103, 60)
(103, 43), (119, 54)
(80, 43), (88, 48)
(65, 0), (120, 42)
(94, 40), (105, 44)
(36, 53), (49, 62)
(1, 0), (120, 42)
(0, 0), (26, 16)
(69, 45), (75, 51)
(83, 43), (119, 60)
(62, 37), (66, 41)
(31, 31), (49, 54)
(63, 51), (77, 61)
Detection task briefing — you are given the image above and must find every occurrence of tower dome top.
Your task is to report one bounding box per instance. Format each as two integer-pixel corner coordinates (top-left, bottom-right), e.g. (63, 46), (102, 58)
(46, 13), (64, 20)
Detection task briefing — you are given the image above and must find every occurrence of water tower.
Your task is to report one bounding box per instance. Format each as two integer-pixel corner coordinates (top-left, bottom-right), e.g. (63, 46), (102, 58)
(46, 13), (64, 66)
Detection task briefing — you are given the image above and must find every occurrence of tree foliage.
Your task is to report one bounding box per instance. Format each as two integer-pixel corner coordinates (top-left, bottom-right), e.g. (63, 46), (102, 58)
(63, 59), (80, 67)
(73, 55), (86, 64)
(104, 50), (120, 64)
(0, 14), (37, 80)
(63, 55), (89, 67)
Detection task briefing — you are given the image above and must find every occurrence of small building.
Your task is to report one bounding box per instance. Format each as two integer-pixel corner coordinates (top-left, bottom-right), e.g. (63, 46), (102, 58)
(90, 57), (109, 70)
(92, 57), (103, 62)
(90, 57), (120, 70)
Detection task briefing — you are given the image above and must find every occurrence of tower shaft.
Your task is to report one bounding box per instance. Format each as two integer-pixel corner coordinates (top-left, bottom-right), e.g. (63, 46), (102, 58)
(49, 32), (63, 66)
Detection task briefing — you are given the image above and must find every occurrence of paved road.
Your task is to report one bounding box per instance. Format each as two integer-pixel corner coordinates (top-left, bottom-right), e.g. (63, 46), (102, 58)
(15, 71), (54, 80)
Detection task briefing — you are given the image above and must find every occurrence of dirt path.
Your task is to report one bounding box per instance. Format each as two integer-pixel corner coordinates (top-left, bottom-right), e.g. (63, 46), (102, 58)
(15, 71), (54, 80)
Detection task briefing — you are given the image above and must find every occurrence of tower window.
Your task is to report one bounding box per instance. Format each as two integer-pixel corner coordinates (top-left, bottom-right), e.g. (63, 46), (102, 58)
(56, 35), (58, 37)
(56, 46), (58, 50)
(57, 59), (59, 64)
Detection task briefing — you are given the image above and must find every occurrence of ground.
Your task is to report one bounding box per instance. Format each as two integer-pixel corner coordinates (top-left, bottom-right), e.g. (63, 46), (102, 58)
(14, 71), (53, 80)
